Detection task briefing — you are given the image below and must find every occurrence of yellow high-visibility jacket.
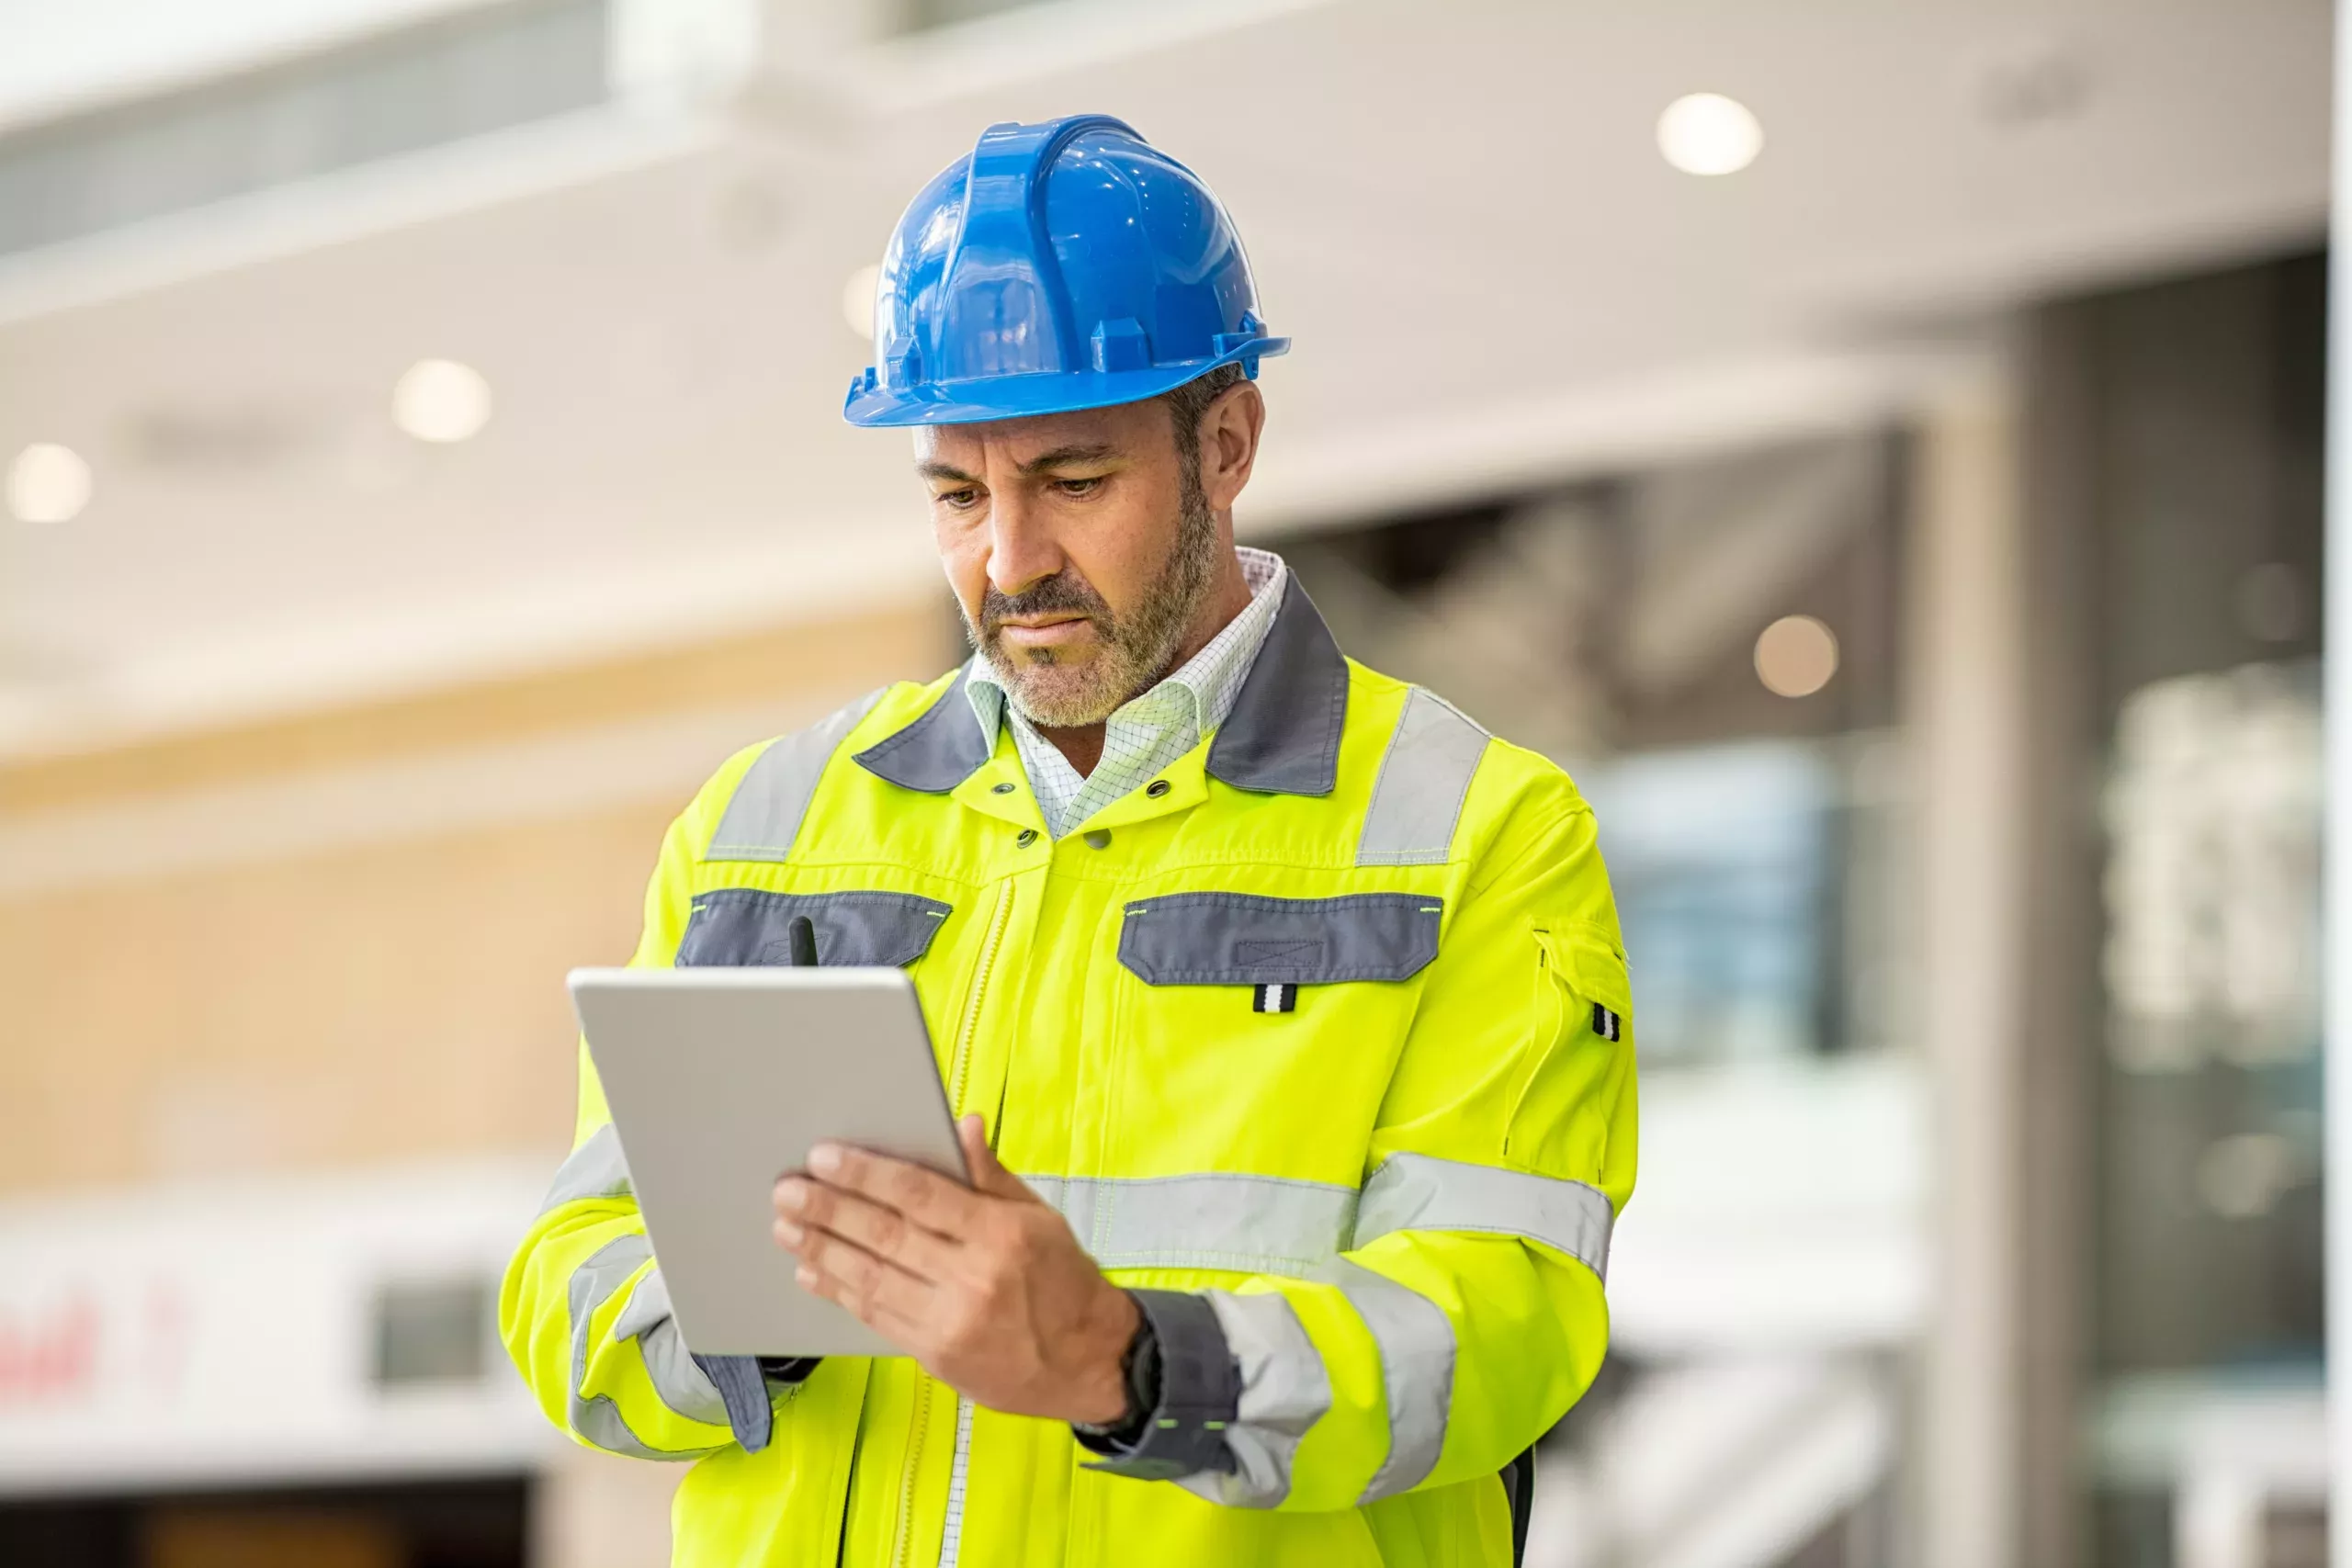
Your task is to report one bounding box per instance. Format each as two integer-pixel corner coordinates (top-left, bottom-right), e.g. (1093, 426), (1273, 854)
(501, 581), (1636, 1566)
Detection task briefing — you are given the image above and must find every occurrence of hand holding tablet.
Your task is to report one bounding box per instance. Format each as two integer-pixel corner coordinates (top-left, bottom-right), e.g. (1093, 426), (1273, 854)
(569, 965), (968, 1357)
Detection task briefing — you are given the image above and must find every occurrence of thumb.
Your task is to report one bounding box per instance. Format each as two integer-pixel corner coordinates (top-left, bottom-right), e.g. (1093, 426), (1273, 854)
(958, 1113), (1035, 1202)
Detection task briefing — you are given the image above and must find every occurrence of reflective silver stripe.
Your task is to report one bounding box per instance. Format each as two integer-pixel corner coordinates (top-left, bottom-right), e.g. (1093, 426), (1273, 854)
(1022, 1172), (1357, 1278)
(705, 687), (888, 862)
(1355, 686), (1489, 867)
(565, 1235), (721, 1461)
(1317, 1258), (1455, 1502)
(1179, 1289), (1333, 1509)
(610, 1265), (729, 1427)
(539, 1122), (632, 1214)
(1355, 1152), (1614, 1281)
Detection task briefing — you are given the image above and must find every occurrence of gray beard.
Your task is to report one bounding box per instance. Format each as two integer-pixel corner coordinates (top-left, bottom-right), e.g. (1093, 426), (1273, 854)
(967, 479), (1220, 729)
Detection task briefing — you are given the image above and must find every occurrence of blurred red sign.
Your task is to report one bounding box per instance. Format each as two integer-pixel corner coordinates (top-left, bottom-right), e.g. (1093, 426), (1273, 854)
(0, 1290), (98, 1405)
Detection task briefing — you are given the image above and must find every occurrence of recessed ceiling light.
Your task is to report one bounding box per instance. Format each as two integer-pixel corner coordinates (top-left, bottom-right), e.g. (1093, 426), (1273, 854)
(6, 443), (93, 524)
(1657, 93), (1764, 176)
(391, 358), (493, 444)
(1755, 615), (1838, 697)
(842, 263), (882, 340)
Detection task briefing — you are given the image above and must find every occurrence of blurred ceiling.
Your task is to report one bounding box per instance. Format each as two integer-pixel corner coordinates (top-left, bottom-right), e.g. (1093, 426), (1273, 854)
(0, 0), (2329, 755)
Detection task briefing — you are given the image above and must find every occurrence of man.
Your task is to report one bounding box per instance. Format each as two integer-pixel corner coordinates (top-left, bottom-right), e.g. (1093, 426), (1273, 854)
(502, 115), (1635, 1567)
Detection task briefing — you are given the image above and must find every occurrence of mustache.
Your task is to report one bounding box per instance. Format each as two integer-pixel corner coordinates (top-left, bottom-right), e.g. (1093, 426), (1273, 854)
(979, 572), (1114, 635)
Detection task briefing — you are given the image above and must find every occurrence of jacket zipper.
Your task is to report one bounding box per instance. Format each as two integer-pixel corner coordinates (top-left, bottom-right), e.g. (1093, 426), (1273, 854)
(891, 878), (1015, 1568)
(886, 1377), (933, 1568)
(946, 879), (1014, 1124)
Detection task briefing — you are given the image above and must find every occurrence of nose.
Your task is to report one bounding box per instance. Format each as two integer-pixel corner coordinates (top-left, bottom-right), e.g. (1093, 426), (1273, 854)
(984, 486), (1065, 598)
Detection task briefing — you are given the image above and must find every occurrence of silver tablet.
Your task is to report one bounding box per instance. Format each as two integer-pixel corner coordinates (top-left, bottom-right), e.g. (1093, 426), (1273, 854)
(568, 965), (968, 1357)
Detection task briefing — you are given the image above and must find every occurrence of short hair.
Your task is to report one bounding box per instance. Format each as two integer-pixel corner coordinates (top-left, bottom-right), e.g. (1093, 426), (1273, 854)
(1161, 362), (1249, 483)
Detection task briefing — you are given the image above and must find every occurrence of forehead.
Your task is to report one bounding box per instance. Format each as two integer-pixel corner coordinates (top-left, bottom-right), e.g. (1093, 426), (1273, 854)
(910, 399), (1167, 466)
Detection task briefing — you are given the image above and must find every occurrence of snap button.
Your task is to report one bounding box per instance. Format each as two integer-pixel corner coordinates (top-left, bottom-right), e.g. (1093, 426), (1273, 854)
(1016, 829), (1039, 848)
(1084, 829), (1112, 850)
(1146, 780), (1170, 798)
(991, 782), (1016, 795)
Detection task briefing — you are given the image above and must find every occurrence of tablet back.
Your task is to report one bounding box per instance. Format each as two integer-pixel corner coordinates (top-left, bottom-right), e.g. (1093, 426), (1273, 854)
(569, 965), (967, 1357)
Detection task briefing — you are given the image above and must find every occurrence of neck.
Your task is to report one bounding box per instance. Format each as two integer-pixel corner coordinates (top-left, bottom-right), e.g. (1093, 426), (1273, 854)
(1035, 545), (1254, 777)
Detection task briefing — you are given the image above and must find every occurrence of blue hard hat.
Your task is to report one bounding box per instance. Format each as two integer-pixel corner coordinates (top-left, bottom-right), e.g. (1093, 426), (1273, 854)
(843, 114), (1288, 426)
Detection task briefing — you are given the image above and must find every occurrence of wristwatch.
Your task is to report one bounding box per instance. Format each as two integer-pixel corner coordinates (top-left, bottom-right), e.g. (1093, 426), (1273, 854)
(1071, 1293), (1160, 1450)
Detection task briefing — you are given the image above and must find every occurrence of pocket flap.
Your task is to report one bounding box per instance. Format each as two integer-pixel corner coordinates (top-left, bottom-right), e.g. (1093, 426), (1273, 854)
(1538, 925), (1632, 1018)
(676, 889), (952, 969)
(1118, 893), (1442, 985)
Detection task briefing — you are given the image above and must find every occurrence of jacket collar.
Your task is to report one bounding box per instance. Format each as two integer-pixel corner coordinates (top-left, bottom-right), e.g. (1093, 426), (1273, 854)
(852, 574), (1349, 797)
(853, 660), (991, 793)
(1204, 572), (1347, 795)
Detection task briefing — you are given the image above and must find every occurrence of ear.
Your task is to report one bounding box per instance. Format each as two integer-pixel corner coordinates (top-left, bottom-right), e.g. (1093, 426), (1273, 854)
(1196, 379), (1266, 515)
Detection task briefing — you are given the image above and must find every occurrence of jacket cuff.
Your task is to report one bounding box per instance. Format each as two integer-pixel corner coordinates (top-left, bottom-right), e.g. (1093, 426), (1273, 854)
(691, 1353), (775, 1452)
(1076, 1289), (1239, 1481)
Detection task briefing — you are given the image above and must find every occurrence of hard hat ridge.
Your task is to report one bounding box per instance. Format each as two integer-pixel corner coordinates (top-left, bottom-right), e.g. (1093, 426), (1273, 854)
(843, 114), (1288, 426)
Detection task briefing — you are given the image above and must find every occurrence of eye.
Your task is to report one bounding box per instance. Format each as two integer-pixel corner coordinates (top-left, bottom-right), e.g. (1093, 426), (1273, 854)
(935, 487), (982, 511)
(1053, 476), (1104, 498)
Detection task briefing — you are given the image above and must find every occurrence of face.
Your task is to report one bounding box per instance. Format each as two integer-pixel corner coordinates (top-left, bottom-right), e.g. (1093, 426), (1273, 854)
(916, 397), (1219, 728)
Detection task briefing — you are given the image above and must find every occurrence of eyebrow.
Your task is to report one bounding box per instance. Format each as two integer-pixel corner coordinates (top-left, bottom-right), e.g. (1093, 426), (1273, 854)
(913, 444), (1121, 486)
(1017, 443), (1119, 474)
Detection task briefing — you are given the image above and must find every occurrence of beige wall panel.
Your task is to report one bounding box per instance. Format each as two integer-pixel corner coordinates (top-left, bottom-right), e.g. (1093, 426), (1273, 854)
(0, 596), (956, 1200)
(0, 797), (672, 1196)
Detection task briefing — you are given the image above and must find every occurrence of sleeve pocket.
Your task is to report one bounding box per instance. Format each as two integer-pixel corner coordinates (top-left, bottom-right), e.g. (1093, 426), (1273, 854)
(1506, 925), (1635, 1183)
(1544, 926), (1631, 1030)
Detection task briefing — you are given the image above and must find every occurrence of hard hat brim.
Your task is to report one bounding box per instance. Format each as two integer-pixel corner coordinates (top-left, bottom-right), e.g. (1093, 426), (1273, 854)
(842, 341), (1288, 428)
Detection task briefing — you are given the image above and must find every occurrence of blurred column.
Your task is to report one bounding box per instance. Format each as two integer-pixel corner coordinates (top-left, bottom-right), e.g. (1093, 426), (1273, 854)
(1908, 362), (2029, 1568)
(2326, 6), (2352, 1565)
(2012, 302), (2104, 1568)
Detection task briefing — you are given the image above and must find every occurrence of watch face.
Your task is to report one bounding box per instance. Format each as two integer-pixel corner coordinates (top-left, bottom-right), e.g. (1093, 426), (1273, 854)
(1069, 1312), (1156, 1442)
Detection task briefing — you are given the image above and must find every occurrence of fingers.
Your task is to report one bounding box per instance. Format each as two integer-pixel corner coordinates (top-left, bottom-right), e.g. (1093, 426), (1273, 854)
(808, 1142), (977, 1232)
(787, 1228), (935, 1339)
(774, 1178), (956, 1281)
(958, 1114), (1037, 1203)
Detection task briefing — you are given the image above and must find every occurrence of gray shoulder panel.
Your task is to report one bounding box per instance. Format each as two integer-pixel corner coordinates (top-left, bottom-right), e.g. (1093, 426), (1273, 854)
(1355, 687), (1491, 867)
(705, 687), (888, 863)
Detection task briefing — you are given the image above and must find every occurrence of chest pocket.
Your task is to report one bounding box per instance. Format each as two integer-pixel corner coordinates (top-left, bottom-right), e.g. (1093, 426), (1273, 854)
(1117, 892), (1442, 987)
(676, 888), (952, 968)
(1109, 891), (1444, 1182)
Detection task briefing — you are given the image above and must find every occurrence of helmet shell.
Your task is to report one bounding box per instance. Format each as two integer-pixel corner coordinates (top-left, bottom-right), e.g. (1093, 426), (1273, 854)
(843, 115), (1288, 426)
